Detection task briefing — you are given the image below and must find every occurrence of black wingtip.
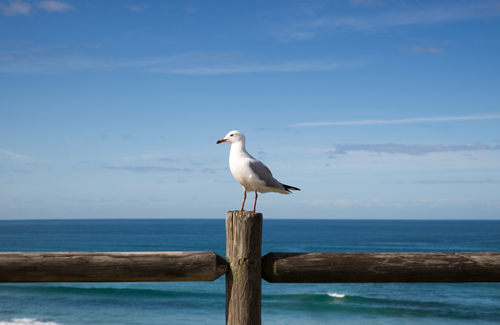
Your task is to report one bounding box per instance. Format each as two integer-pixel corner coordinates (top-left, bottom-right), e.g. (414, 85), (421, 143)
(282, 184), (300, 192)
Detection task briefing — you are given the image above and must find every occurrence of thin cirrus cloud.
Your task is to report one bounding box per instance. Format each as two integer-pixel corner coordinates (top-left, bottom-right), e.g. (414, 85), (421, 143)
(350, 0), (385, 6)
(145, 54), (359, 75)
(399, 45), (446, 54)
(101, 166), (195, 173)
(36, 1), (74, 12)
(0, 0), (73, 16)
(0, 56), (14, 61)
(307, 198), (500, 208)
(410, 180), (500, 184)
(159, 61), (350, 75)
(349, 2), (496, 28)
(277, 1), (500, 40)
(329, 142), (500, 156)
(0, 0), (32, 16)
(0, 149), (32, 161)
(127, 4), (150, 12)
(0, 49), (361, 75)
(290, 114), (500, 127)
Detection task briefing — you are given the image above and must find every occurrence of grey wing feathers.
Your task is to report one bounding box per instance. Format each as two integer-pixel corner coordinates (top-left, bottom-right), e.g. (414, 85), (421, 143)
(248, 159), (284, 189)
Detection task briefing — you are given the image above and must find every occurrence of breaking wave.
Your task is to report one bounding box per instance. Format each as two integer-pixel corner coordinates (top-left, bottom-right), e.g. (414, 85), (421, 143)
(0, 319), (63, 325)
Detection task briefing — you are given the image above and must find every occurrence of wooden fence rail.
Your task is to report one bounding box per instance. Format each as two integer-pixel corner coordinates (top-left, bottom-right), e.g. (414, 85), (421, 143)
(0, 251), (228, 282)
(262, 252), (500, 283)
(1, 211), (500, 325)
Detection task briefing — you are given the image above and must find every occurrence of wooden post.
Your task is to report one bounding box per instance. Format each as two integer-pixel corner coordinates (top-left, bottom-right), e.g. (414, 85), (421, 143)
(226, 211), (263, 325)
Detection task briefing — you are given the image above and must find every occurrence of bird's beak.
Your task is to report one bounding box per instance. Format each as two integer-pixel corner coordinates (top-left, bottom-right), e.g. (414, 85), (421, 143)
(216, 139), (227, 144)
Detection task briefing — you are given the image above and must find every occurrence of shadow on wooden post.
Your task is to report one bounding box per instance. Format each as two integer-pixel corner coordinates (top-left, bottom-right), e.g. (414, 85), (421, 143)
(226, 211), (263, 325)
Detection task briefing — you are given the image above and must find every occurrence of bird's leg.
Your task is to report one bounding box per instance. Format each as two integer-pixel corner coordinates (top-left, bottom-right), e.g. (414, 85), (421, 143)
(240, 191), (247, 211)
(252, 191), (258, 213)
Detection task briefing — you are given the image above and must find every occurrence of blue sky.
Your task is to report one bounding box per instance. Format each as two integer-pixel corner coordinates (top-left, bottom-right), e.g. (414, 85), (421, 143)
(1, 0), (499, 219)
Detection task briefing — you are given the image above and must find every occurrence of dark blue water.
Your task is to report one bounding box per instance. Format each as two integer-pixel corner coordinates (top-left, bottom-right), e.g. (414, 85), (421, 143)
(1, 219), (499, 325)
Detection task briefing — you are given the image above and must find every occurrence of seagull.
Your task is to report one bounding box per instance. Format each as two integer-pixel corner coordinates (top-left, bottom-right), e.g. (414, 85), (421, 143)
(217, 130), (300, 213)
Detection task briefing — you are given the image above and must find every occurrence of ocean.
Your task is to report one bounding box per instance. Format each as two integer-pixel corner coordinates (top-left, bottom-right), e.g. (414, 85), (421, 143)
(1, 219), (499, 325)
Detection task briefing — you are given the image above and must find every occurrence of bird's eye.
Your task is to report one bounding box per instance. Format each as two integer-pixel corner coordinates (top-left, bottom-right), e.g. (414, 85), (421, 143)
(230, 134), (234, 137)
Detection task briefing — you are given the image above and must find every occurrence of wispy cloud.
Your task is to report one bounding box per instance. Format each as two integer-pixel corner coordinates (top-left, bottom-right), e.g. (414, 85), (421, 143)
(128, 6), (142, 12)
(199, 167), (229, 174)
(36, 1), (74, 12)
(287, 2), (329, 16)
(121, 152), (171, 161)
(0, 0), (74, 15)
(410, 179), (500, 184)
(255, 127), (300, 134)
(291, 114), (500, 127)
(121, 134), (137, 141)
(306, 198), (500, 208)
(329, 142), (500, 156)
(12, 169), (31, 174)
(0, 149), (32, 161)
(0, 56), (14, 61)
(350, 0), (385, 7)
(351, 2), (498, 28)
(0, 0), (32, 16)
(185, 6), (197, 13)
(152, 60), (357, 75)
(277, 2), (500, 41)
(0, 50), (363, 74)
(399, 45), (446, 54)
(101, 166), (195, 173)
(127, 4), (149, 12)
(65, 196), (113, 206)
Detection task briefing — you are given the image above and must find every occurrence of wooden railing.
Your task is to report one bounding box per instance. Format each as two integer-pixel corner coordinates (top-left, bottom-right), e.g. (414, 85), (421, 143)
(1, 211), (500, 325)
(0, 252), (228, 282)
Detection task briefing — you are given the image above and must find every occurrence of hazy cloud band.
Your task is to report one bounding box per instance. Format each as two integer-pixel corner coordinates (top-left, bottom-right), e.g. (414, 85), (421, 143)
(329, 142), (500, 156)
(101, 166), (194, 173)
(291, 114), (500, 127)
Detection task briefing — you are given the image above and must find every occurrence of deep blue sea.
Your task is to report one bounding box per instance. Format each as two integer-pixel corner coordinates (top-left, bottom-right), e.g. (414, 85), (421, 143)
(1, 219), (500, 325)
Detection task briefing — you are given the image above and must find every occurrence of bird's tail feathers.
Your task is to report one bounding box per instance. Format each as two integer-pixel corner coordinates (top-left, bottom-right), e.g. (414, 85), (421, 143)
(282, 183), (301, 193)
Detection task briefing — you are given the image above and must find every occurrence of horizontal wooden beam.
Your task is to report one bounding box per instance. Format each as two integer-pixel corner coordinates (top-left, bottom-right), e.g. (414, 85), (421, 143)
(262, 252), (500, 283)
(0, 252), (228, 283)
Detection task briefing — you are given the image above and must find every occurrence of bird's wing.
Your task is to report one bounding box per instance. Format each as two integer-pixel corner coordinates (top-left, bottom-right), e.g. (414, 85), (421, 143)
(248, 159), (283, 189)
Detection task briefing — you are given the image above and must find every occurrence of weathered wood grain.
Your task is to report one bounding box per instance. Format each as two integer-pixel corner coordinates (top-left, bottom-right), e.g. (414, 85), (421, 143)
(226, 211), (263, 325)
(262, 252), (500, 283)
(0, 251), (228, 282)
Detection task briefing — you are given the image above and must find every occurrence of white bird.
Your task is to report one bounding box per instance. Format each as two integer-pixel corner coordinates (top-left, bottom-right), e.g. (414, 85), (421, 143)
(217, 130), (300, 213)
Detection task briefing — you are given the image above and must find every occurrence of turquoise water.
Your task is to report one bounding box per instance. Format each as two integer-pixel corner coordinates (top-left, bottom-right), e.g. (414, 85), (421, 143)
(1, 219), (499, 325)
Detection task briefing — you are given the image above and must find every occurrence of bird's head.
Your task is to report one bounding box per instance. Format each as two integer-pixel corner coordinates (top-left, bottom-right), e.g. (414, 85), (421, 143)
(217, 130), (245, 145)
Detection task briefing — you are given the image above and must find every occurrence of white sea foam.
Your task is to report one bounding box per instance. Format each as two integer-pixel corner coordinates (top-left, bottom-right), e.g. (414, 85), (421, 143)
(327, 293), (346, 298)
(0, 319), (63, 325)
